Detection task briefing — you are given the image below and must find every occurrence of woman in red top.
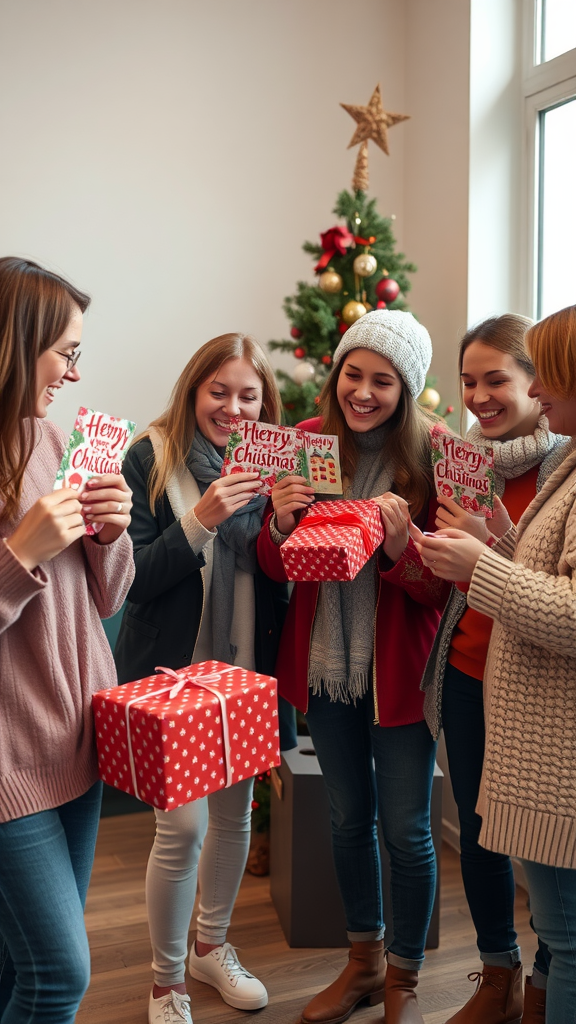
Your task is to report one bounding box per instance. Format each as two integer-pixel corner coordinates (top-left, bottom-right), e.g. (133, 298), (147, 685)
(420, 314), (568, 1024)
(258, 310), (449, 1024)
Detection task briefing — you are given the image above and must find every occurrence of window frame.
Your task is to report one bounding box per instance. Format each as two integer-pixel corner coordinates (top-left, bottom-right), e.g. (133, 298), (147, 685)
(520, 0), (576, 316)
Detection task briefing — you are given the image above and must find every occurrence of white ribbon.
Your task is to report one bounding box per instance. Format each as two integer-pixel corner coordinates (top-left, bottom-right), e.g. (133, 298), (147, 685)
(124, 665), (238, 803)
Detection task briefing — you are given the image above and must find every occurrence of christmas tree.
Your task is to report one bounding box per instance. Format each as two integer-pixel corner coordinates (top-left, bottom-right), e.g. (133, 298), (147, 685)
(269, 85), (418, 424)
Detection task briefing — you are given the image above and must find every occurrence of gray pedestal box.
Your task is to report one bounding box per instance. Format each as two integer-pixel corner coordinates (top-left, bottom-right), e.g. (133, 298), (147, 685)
(270, 737), (443, 948)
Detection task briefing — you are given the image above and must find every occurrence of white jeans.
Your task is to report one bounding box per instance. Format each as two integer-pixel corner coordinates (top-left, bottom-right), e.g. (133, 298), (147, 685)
(146, 778), (253, 987)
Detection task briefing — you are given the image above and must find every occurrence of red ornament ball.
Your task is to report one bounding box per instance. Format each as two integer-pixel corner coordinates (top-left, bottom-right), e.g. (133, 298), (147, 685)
(375, 277), (400, 303)
(321, 354), (332, 365)
(338, 322), (349, 335)
(290, 326), (303, 339)
(376, 300), (387, 310)
(314, 396), (321, 405)
(294, 347), (306, 359)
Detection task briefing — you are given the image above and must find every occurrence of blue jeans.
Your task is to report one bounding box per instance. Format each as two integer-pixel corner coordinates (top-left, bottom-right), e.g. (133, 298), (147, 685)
(0, 782), (102, 1024)
(443, 663), (550, 974)
(305, 690), (436, 970)
(522, 859), (576, 1023)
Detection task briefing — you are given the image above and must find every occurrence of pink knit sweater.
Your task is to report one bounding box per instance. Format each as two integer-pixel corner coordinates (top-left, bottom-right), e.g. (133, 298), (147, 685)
(0, 419), (134, 822)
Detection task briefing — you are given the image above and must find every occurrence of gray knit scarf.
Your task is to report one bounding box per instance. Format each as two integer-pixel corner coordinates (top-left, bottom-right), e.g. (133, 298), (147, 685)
(466, 414), (566, 495)
(186, 431), (267, 664)
(308, 422), (393, 703)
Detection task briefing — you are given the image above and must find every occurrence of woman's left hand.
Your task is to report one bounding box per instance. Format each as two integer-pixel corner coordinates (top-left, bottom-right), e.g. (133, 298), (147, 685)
(373, 492), (410, 562)
(79, 474), (132, 545)
(411, 526), (486, 582)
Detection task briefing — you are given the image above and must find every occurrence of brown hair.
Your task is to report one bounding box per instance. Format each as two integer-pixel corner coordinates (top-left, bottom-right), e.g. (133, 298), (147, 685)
(526, 305), (576, 400)
(457, 314), (534, 433)
(143, 332), (282, 510)
(0, 256), (90, 520)
(319, 359), (438, 517)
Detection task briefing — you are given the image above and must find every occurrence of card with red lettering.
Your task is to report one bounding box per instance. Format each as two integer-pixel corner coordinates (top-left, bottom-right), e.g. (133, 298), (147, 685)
(431, 426), (495, 517)
(54, 407), (136, 535)
(222, 420), (342, 495)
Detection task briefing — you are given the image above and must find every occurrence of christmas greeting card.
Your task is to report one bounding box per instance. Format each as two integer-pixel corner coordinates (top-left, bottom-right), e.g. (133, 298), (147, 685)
(222, 420), (342, 495)
(54, 407), (136, 534)
(431, 425), (495, 518)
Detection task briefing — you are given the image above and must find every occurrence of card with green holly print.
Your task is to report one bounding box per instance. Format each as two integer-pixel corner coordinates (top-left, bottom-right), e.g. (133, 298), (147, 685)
(431, 425), (495, 518)
(54, 407), (136, 535)
(222, 419), (342, 495)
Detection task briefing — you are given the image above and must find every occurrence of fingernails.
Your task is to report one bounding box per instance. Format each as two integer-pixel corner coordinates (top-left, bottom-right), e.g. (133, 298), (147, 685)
(82, 505), (92, 512)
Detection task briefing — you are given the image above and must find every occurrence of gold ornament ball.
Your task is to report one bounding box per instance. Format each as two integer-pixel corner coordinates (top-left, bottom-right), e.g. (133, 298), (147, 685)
(353, 253), (377, 278)
(342, 300), (367, 325)
(418, 386), (441, 411)
(319, 270), (343, 294)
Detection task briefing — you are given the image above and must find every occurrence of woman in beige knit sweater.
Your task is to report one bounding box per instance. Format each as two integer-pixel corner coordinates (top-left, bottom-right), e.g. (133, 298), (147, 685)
(414, 304), (576, 1024)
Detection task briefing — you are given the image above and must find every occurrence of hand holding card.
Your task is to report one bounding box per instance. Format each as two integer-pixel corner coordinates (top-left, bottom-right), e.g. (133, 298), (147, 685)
(430, 426), (495, 518)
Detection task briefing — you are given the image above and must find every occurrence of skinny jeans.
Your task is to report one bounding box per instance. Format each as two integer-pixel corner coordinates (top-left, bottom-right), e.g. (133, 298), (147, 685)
(442, 662), (550, 975)
(305, 689), (437, 971)
(0, 782), (102, 1024)
(521, 859), (576, 1023)
(146, 778), (253, 988)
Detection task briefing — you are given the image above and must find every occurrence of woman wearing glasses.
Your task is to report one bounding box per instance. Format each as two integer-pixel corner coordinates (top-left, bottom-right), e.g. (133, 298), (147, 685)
(0, 256), (134, 1024)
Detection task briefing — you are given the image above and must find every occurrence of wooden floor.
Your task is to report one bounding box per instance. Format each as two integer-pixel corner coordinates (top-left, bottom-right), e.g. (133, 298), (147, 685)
(78, 812), (537, 1024)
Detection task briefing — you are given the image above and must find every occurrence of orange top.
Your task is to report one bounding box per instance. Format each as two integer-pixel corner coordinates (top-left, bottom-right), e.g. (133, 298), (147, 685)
(447, 465), (540, 680)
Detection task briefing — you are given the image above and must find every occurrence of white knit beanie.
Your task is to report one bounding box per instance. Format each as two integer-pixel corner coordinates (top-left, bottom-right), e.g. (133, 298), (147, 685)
(333, 309), (432, 399)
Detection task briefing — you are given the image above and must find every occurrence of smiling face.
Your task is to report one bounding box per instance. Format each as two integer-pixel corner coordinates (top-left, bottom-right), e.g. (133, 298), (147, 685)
(336, 348), (403, 433)
(194, 356), (264, 446)
(461, 340), (541, 441)
(528, 376), (576, 436)
(34, 304), (83, 417)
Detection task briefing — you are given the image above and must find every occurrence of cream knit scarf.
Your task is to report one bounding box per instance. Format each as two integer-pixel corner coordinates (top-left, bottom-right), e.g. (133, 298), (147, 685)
(466, 415), (563, 495)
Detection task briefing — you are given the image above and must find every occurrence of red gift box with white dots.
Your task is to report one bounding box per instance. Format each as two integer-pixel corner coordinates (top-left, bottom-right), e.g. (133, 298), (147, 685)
(280, 498), (384, 582)
(92, 661), (280, 810)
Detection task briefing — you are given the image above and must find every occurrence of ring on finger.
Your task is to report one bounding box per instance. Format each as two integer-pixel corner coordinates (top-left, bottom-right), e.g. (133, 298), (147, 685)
(116, 502), (123, 514)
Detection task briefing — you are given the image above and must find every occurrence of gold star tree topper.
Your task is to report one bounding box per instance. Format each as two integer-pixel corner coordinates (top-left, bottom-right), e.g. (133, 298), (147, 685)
(341, 84), (410, 191)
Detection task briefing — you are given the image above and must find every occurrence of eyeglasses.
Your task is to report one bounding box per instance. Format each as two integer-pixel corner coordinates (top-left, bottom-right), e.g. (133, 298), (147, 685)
(57, 349), (81, 371)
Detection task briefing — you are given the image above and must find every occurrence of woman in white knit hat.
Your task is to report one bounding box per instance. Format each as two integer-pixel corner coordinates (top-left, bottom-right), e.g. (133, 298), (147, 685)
(258, 309), (450, 1024)
(415, 304), (576, 1024)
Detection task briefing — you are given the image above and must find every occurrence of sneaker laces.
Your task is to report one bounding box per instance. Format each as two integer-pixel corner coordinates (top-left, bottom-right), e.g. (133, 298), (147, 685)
(467, 970), (503, 993)
(157, 991), (192, 1023)
(214, 943), (255, 988)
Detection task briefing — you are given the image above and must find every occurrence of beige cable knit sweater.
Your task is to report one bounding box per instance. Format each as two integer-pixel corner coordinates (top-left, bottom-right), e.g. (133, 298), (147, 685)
(0, 419), (134, 822)
(468, 442), (576, 868)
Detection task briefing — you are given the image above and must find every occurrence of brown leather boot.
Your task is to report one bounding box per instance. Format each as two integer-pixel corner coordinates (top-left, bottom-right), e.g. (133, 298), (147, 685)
(384, 963), (424, 1024)
(444, 963), (523, 1023)
(300, 940), (385, 1024)
(521, 976), (546, 1024)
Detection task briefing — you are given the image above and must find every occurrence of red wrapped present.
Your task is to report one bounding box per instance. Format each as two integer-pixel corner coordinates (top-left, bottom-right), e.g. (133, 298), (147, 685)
(92, 662), (280, 810)
(280, 498), (384, 582)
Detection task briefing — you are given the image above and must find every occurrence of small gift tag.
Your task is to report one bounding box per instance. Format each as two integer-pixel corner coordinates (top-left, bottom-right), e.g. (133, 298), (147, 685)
(222, 419), (342, 495)
(54, 407), (136, 534)
(431, 426), (495, 517)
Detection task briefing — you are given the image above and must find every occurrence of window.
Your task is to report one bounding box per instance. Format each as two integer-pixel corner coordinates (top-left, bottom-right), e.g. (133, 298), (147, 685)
(522, 0), (576, 317)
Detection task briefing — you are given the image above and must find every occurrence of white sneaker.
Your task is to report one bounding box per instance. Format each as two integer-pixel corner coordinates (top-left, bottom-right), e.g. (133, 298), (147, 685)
(148, 989), (192, 1024)
(188, 941), (268, 1010)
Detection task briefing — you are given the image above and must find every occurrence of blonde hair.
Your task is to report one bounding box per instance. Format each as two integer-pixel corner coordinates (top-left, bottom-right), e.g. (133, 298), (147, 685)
(319, 359), (438, 517)
(142, 333), (282, 510)
(526, 305), (576, 400)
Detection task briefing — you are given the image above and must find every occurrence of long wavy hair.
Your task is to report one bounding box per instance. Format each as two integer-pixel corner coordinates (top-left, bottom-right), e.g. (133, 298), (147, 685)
(0, 257), (90, 520)
(527, 305), (576, 400)
(319, 355), (438, 517)
(143, 333), (282, 510)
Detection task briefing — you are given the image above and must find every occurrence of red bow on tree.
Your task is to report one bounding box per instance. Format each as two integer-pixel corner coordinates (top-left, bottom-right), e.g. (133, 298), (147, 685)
(315, 226), (354, 272)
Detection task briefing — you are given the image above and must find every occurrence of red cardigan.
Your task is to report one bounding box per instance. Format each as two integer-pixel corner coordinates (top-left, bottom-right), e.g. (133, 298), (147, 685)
(257, 420), (450, 727)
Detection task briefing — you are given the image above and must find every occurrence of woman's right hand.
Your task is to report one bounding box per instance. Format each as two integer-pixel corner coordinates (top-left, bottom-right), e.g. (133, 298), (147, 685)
(6, 488), (86, 571)
(194, 472), (261, 531)
(271, 474), (315, 535)
(435, 496), (489, 542)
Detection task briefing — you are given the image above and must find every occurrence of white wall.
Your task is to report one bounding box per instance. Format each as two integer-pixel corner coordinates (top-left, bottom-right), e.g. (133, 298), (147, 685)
(0, 0), (410, 435)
